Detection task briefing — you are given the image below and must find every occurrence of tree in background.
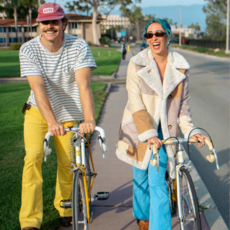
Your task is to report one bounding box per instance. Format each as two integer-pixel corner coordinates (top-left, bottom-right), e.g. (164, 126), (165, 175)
(0, 0), (21, 42)
(65, 0), (119, 45)
(188, 22), (201, 32)
(0, 0), (45, 42)
(119, 0), (144, 42)
(203, 0), (227, 40)
(0, 0), (43, 19)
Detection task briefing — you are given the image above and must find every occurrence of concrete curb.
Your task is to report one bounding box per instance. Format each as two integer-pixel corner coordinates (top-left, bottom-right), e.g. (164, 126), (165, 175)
(104, 83), (112, 93)
(0, 77), (28, 83)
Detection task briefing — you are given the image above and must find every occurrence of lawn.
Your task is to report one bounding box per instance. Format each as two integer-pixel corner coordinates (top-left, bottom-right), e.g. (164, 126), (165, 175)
(0, 82), (108, 230)
(91, 48), (121, 76)
(0, 47), (121, 77)
(0, 50), (20, 77)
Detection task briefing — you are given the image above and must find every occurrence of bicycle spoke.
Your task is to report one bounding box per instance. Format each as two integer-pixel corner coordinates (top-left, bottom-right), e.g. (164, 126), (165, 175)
(179, 168), (201, 230)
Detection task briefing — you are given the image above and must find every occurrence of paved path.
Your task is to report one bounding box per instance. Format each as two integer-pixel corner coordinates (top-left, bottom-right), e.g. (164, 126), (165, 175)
(58, 51), (213, 230)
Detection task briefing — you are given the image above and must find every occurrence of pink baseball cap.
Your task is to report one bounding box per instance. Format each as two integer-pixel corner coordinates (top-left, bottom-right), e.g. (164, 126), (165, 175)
(36, 2), (65, 22)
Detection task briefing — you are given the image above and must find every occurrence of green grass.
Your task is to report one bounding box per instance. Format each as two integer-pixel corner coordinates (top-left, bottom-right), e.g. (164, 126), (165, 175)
(91, 48), (121, 76)
(172, 44), (230, 57)
(0, 82), (107, 230)
(0, 48), (121, 77)
(0, 50), (20, 77)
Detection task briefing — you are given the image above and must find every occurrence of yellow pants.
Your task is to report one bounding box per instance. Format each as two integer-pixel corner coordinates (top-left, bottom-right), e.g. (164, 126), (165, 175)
(19, 106), (76, 229)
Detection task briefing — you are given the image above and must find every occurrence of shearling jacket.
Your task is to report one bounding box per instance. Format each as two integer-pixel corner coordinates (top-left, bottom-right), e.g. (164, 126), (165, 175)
(116, 47), (200, 179)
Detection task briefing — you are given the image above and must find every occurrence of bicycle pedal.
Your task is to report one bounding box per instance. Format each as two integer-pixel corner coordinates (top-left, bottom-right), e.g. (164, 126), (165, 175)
(96, 192), (110, 200)
(59, 199), (72, 209)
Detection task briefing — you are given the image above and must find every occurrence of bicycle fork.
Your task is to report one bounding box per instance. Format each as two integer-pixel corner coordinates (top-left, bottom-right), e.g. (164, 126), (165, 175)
(176, 144), (195, 229)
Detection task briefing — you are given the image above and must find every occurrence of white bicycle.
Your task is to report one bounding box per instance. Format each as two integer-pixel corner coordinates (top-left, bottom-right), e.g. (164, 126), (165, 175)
(151, 128), (219, 230)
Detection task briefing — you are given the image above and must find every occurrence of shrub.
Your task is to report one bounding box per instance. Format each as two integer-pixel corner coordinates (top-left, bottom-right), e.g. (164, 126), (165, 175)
(10, 43), (21, 50)
(99, 36), (111, 46)
(87, 41), (93, 46)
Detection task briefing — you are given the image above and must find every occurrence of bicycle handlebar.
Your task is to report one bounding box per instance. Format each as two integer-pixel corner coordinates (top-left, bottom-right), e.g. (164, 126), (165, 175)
(150, 138), (219, 170)
(43, 125), (108, 162)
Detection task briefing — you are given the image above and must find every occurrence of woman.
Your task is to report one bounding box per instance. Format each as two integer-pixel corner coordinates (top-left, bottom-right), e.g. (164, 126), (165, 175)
(116, 19), (206, 230)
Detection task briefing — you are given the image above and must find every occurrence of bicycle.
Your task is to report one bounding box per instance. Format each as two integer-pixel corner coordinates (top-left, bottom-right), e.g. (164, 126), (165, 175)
(150, 130), (220, 230)
(43, 125), (109, 230)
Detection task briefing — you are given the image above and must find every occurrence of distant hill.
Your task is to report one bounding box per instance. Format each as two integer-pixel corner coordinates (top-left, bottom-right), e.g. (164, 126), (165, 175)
(111, 4), (207, 32)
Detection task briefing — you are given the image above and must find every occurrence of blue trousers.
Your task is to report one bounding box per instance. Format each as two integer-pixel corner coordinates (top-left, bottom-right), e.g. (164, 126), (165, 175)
(132, 126), (171, 230)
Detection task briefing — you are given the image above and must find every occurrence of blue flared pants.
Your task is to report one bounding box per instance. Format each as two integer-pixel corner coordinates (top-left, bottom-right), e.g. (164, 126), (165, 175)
(132, 126), (171, 230)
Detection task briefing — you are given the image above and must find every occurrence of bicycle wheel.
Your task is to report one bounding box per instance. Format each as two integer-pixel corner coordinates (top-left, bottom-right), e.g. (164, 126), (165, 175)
(178, 167), (202, 230)
(72, 171), (88, 230)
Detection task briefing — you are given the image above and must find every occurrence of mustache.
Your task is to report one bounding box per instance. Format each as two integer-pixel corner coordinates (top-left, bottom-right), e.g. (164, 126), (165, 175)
(43, 29), (57, 32)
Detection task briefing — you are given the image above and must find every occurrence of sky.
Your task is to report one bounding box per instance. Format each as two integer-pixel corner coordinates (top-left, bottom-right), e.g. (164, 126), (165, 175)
(54, 0), (206, 13)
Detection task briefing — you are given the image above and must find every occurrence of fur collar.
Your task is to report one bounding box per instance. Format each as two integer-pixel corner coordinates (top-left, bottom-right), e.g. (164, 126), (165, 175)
(132, 47), (190, 98)
(133, 47), (190, 69)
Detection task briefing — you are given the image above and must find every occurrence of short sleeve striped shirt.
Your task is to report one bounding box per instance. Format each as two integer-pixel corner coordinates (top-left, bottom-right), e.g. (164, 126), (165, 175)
(20, 33), (97, 123)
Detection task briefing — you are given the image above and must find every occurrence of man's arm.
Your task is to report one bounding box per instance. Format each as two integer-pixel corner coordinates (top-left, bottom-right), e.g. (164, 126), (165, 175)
(75, 67), (95, 134)
(26, 75), (65, 136)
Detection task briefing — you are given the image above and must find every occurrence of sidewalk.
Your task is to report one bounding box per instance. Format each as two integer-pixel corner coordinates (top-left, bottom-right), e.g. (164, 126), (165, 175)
(81, 51), (227, 230)
(58, 50), (227, 230)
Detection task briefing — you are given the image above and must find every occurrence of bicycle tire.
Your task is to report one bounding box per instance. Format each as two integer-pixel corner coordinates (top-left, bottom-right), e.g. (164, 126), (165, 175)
(72, 171), (88, 230)
(178, 167), (202, 230)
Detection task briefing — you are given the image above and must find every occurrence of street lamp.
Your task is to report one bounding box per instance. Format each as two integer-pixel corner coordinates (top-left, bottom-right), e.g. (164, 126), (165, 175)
(171, 7), (182, 46)
(226, 0), (230, 54)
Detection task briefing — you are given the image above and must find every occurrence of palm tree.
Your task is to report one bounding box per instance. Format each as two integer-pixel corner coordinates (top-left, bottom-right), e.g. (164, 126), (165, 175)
(12, 0), (19, 42)
(0, 0), (21, 42)
(21, 0), (42, 40)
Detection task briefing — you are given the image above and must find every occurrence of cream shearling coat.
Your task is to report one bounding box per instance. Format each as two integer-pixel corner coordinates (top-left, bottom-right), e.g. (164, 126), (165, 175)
(116, 47), (200, 179)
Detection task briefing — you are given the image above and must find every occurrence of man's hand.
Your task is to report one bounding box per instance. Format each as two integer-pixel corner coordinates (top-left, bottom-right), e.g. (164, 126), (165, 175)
(48, 122), (66, 136)
(191, 134), (209, 148)
(148, 136), (162, 150)
(79, 121), (95, 134)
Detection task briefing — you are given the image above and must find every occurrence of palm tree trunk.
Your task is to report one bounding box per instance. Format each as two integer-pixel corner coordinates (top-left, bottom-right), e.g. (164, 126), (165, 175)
(92, 8), (100, 45)
(14, 7), (18, 43)
(29, 5), (32, 40)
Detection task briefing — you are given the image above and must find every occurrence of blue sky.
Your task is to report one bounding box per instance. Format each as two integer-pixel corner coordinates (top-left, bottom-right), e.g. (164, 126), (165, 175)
(54, 0), (206, 13)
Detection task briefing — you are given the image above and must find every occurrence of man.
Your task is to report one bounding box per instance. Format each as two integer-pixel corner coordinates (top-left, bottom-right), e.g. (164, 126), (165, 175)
(19, 2), (96, 230)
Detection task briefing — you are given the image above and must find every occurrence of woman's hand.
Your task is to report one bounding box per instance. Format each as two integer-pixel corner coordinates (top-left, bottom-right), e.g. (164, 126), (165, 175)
(190, 134), (210, 148)
(148, 136), (162, 150)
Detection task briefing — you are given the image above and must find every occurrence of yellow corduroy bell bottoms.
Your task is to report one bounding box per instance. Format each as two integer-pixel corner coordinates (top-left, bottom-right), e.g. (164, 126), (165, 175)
(19, 106), (75, 229)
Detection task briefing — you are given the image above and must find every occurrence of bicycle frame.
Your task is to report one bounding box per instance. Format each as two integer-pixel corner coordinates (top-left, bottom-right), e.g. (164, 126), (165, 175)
(43, 125), (108, 225)
(71, 133), (96, 223)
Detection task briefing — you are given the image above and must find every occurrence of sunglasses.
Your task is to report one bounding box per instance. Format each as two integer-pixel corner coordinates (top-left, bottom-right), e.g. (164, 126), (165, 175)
(144, 31), (166, 39)
(40, 20), (60, 25)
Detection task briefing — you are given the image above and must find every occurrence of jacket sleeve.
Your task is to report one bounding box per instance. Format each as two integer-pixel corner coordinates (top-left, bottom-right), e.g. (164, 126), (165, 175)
(126, 58), (158, 142)
(178, 70), (201, 139)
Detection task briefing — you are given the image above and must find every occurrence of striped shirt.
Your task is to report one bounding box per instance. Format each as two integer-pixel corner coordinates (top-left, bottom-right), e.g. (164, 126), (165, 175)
(20, 33), (97, 122)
